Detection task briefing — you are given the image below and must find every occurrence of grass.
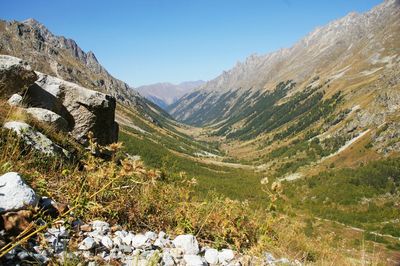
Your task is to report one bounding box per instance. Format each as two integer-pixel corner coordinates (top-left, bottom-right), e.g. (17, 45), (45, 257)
(1, 98), (397, 264)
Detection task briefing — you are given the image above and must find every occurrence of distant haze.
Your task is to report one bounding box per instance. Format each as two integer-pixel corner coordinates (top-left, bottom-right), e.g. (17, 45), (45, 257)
(136, 80), (205, 109)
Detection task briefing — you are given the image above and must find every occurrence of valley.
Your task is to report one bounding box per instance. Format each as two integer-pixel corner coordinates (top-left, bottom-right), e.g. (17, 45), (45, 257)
(0, 0), (400, 265)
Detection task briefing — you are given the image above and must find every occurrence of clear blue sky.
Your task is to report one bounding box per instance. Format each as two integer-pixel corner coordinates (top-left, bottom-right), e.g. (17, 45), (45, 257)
(1, 0), (382, 87)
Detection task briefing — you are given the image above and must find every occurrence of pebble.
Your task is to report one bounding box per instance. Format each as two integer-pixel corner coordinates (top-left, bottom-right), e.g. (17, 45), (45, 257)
(78, 237), (96, 250)
(205, 248), (219, 264)
(101, 235), (113, 249)
(3, 219), (298, 265)
(183, 254), (205, 266)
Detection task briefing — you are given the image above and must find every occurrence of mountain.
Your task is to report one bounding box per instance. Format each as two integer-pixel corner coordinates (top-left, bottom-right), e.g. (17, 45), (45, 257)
(0, 18), (158, 114)
(137, 80), (205, 109)
(169, 0), (400, 128)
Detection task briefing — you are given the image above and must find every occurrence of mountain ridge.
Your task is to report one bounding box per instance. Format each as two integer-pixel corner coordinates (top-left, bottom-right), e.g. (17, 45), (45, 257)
(137, 80), (205, 109)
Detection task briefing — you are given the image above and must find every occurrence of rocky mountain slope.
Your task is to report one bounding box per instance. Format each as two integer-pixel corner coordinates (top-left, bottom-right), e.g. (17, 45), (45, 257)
(137, 80), (205, 110)
(170, 0), (400, 128)
(0, 18), (164, 119)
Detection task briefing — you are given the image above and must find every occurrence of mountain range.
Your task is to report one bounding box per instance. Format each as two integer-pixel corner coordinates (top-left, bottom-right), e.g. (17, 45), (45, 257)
(137, 80), (205, 109)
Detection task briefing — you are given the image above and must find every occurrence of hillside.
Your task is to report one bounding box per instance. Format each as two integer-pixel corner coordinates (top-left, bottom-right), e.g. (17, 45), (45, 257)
(137, 81), (205, 109)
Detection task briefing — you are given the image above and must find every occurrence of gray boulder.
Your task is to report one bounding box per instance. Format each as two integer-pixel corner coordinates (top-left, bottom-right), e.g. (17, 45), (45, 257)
(25, 73), (118, 145)
(0, 55), (37, 98)
(8, 94), (24, 106)
(0, 172), (38, 212)
(4, 121), (69, 157)
(26, 107), (69, 131)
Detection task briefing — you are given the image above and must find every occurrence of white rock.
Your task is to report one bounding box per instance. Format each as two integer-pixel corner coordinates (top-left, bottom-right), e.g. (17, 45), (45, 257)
(91, 220), (110, 232)
(123, 232), (134, 246)
(162, 251), (175, 266)
(26, 107), (69, 131)
(172, 234), (199, 255)
(205, 248), (219, 264)
(3, 121), (69, 157)
(101, 235), (113, 249)
(131, 233), (149, 248)
(78, 237), (96, 250)
(115, 230), (128, 238)
(183, 254), (204, 266)
(113, 236), (123, 247)
(218, 249), (235, 264)
(8, 94), (23, 106)
(0, 172), (38, 211)
(145, 231), (157, 241)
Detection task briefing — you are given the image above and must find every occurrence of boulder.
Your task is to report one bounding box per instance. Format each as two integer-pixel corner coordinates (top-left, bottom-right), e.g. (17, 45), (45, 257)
(8, 94), (24, 106)
(0, 172), (38, 212)
(172, 234), (199, 255)
(0, 55), (37, 98)
(3, 121), (69, 157)
(25, 73), (118, 145)
(26, 107), (69, 131)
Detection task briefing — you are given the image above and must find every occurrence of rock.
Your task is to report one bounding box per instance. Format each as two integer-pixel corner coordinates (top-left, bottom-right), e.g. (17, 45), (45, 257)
(183, 254), (205, 266)
(218, 249), (235, 264)
(172, 234), (199, 255)
(91, 220), (110, 232)
(132, 233), (149, 248)
(205, 248), (219, 264)
(25, 72), (118, 145)
(80, 224), (92, 232)
(101, 235), (113, 249)
(8, 93), (23, 106)
(113, 236), (123, 247)
(26, 107), (69, 131)
(0, 55), (37, 98)
(145, 231), (158, 241)
(78, 237), (96, 250)
(162, 251), (175, 266)
(3, 121), (69, 157)
(0, 172), (38, 212)
(123, 232), (134, 246)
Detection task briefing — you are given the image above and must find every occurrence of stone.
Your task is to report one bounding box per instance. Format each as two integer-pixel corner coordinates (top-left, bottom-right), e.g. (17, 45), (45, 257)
(205, 248), (219, 264)
(0, 55), (37, 98)
(8, 93), (23, 106)
(91, 220), (110, 232)
(113, 236), (123, 247)
(172, 234), (199, 255)
(101, 235), (113, 249)
(145, 231), (158, 241)
(80, 224), (93, 232)
(218, 249), (235, 264)
(123, 232), (134, 246)
(3, 121), (69, 157)
(25, 72), (118, 145)
(78, 237), (96, 250)
(132, 233), (149, 248)
(162, 251), (175, 266)
(183, 254), (204, 266)
(0, 172), (38, 212)
(26, 107), (69, 131)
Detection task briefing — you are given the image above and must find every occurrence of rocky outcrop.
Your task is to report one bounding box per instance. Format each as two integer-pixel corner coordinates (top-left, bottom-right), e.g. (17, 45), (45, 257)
(0, 55), (37, 98)
(0, 172), (38, 212)
(26, 107), (69, 131)
(4, 121), (69, 157)
(25, 72), (118, 145)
